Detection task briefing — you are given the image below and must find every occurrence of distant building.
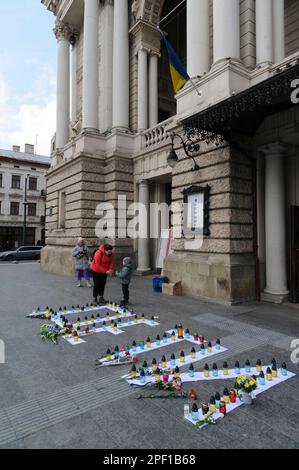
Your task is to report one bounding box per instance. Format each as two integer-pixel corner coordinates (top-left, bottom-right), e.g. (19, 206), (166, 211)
(0, 145), (50, 251)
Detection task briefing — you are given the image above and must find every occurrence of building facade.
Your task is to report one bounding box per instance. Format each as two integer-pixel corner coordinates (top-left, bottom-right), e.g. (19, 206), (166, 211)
(0, 145), (50, 250)
(41, 0), (299, 304)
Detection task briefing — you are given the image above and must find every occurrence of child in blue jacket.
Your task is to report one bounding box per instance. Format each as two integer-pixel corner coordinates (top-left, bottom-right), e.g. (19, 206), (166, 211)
(116, 257), (133, 307)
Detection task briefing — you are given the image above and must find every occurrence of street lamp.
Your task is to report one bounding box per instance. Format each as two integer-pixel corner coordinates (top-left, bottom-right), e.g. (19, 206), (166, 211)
(167, 132), (201, 171)
(22, 174), (30, 246)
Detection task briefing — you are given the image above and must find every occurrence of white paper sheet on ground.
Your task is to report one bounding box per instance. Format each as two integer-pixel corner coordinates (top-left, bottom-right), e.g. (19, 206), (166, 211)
(166, 330), (208, 346)
(122, 346), (228, 380)
(63, 337), (86, 345)
(185, 370), (296, 429)
(62, 326), (125, 344)
(52, 311), (134, 326)
(29, 304), (129, 317)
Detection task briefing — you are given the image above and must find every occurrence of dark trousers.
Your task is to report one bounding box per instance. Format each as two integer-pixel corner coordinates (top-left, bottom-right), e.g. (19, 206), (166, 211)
(122, 284), (130, 302)
(92, 272), (107, 298)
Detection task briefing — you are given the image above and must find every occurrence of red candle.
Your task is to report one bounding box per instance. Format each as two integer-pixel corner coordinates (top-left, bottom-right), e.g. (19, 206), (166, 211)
(220, 401), (227, 415)
(229, 390), (237, 403)
(199, 335), (204, 345)
(194, 334), (199, 342)
(163, 373), (169, 383)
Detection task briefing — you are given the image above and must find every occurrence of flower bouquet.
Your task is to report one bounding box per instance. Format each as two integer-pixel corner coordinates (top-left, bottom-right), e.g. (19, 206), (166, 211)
(234, 375), (257, 405)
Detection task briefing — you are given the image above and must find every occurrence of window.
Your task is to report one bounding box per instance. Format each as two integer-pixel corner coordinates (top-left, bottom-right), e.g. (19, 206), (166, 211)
(11, 175), (21, 189)
(0, 174), (2, 187)
(28, 177), (37, 191)
(58, 192), (66, 229)
(28, 203), (37, 217)
(10, 202), (19, 215)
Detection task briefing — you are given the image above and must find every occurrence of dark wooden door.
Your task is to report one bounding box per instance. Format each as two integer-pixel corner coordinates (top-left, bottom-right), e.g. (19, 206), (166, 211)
(290, 206), (299, 303)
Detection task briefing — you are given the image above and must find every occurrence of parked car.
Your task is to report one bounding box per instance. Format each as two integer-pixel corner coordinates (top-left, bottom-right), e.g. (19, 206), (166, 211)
(0, 246), (43, 261)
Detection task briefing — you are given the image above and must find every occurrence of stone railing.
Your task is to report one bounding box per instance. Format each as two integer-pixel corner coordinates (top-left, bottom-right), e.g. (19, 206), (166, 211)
(142, 117), (175, 150)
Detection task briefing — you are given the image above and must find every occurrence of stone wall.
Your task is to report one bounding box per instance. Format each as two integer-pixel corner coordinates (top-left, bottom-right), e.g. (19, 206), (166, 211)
(163, 143), (256, 304)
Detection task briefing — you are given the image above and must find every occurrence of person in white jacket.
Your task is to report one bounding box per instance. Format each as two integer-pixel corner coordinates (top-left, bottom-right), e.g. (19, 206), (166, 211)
(72, 238), (92, 288)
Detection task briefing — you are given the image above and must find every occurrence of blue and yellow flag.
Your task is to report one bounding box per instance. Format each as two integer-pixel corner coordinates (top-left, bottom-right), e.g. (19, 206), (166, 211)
(160, 32), (190, 94)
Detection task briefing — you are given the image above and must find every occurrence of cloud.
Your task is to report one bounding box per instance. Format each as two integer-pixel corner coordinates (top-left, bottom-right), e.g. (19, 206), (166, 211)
(0, 67), (56, 156)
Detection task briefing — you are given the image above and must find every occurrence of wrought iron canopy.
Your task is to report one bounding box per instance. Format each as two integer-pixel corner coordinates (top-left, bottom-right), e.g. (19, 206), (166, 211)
(183, 63), (299, 143)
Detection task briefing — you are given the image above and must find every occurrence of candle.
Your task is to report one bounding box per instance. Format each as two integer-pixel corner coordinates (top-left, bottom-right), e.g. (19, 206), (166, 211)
(207, 342), (212, 353)
(219, 401), (227, 416)
(84, 325), (89, 334)
(163, 372), (169, 383)
(134, 315), (138, 324)
(245, 360), (251, 374)
(266, 367), (272, 381)
(170, 353), (176, 367)
(76, 318), (81, 327)
(140, 370), (146, 384)
(191, 403), (199, 422)
(229, 389), (237, 404)
(161, 356), (167, 369)
(146, 337), (151, 348)
(199, 335), (205, 345)
(191, 347), (196, 359)
(201, 403), (209, 416)
(163, 333), (168, 344)
(180, 351), (185, 364)
(174, 324), (178, 334)
(130, 365), (137, 379)
(156, 335), (161, 346)
(171, 331), (176, 342)
(106, 349), (112, 360)
(151, 358), (157, 372)
(215, 392), (221, 409)
(114, 346), (120, 359)
(258, 371), (265, 385)
(281, 362), (288, 376)
(194, 333), (199, 342)
(189, 364), (195, 378)
(223, 388), (230, 404)
(174, 366), (180, 379)
(216, 339), (221, 350)
(213, 363), (219, 377)
(234, 361), (241, 375)
(142, 361), (148, 374)
(177, 324), (184, 339)
(140, 341), (145, 350)
(256, 359), (262, 373)
(200, 344), (206, 355)
(223, 362), (229, 375)
(185, 328), (191, 339)
(84, 316), (88, 325)
(209, 396), (217, 414)
(155, 368), (161, 382)
(271, 363), (278, 378)
(204, 364), (210, 378)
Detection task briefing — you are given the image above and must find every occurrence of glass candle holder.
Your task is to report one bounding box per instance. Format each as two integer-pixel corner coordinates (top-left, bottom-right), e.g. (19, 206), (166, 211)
(216, 339), (221, 350)
(130, 365), (137, 378)
(229, 390), (237, 404)
(161, 356), (167, 369)
(258, 371), (265, 385)
(106, 349), (112, 360)
(174, 367), (180, 379)
(146, 338), (151, 348)
(170, 354), (176, 367)
(215, 392), (221, 409)
(223, 362), (229, 375)
(272, 364), (278, 378)
(199, 335), (205, 345)
(223, 388), (230, 404)
(140, 342), (145, 350)
(171, 332), (176, 342)
(177, 324), (184, 339)
(152, 359), (157, 372)
(191, 348), (196, 360)
(207, 342), (213, 353)
(234, 361), (241, 375)
(132, 342), (137, 352)
(194, 334), (199, 342)
(142, 361), (148, 374)
(204, 364), (210, 378)
(140, 371), (146, 384)
(180, 351), (185, 364)
(219, 401), (227, 416)
(209, 397), (217, 414)
(200, 344), (206, 355)
(281, 363), (288, 376)
(155, 369), (161, 382)
(266, 367), (272, 381)
(156, 335), (161, 346)
(245, 360), (251, 373)
(213, 364), (219, 377)
(256, 360), (262, 373)
(191, 403), (199, 422)
(163, 334), (168, 344)
(189, 364), (195, 378)
(202, 403), (209, 416)
(163, 373), (169, 383)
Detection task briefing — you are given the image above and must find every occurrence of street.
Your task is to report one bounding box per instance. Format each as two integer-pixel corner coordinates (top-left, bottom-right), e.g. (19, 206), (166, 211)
(0, 263), (299, 449)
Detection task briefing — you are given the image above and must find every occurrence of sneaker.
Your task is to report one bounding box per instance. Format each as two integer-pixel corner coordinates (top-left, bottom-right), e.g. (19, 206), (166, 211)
(99, 297), (107, 304)
(93, 297), (98, 304)
(77, 282), (82, 288)
(86, 281), (92, 288)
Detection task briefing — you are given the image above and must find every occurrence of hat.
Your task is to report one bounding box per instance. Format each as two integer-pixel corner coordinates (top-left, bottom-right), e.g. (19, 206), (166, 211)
(123, 257), (133, 266)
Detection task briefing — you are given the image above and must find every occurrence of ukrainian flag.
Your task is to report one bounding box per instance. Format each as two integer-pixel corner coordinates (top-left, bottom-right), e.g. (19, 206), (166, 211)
(160, 32), (190, 94)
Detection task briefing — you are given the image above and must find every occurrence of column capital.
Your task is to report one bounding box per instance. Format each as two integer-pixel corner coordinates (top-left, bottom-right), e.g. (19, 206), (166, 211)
(259, 142), (287, 157)
(54, 20), (72, 42)
(138, 179), (149, 187)
(69, 30), (80, 47)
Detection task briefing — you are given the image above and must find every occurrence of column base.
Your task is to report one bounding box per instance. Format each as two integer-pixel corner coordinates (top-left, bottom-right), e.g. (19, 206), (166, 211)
(82, 127), (100, 135)
(136, 268), (152, 276)
(261, 290), (289, 304)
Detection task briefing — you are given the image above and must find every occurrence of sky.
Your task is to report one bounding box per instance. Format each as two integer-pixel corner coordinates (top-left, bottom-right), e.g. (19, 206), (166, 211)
(0, 0), (57, 156)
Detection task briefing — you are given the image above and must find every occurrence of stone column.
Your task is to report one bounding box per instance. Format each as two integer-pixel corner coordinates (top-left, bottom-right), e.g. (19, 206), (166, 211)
(149, 53), (159, 128)
(137, 180), (151, 273)
(82, 0), (99, 131)
(70, 33), (79, 124)
(112, 0), (129, 130)
(137, 48), (148, 132)
(100, 0), (114, 133)
(256, 0), (273, 65)
(213, 0), (240, 64)
(273, 0), (285, 63)
(187, 0), (210, 76)
(54, 21), (70, 149)
(263, 143), (289, 302)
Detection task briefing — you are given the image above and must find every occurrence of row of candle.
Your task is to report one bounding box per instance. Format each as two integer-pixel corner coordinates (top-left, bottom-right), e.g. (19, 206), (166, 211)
(34, 302), (127, 314)
(191, 388), (238, 420)
(129, 358), (289, 383)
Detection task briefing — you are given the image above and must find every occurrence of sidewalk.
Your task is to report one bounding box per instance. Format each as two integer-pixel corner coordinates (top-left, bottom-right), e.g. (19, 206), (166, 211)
(0, 263), (298, 449)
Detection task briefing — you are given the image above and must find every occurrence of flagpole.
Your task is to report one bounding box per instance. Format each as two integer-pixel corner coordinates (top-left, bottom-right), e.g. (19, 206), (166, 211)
(157, 26), (202, 100)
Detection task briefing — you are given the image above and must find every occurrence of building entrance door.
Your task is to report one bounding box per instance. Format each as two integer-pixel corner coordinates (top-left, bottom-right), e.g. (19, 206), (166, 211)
(290, 206), (299, 303)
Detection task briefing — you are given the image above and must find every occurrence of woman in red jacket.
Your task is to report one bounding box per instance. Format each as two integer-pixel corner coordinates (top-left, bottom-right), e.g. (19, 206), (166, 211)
(90, 244), (114, 304)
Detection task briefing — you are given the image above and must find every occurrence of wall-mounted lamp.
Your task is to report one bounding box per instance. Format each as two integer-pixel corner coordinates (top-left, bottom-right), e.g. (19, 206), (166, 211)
(167, 132), (200, 171)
